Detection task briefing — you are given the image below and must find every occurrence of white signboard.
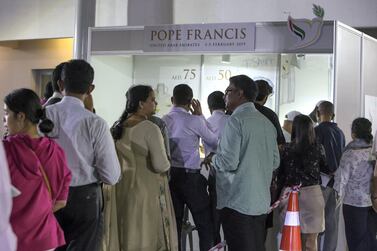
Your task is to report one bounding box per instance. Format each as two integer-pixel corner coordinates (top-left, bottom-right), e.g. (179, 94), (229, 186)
(144, 23), (256, 52)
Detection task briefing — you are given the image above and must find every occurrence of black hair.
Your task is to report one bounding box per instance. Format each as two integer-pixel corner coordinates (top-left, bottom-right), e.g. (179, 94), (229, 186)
(4, 88), (54, 134)
(228, 75), (258, 102)
(351, 117), (373, 144)
(291, 114), (316, 153)
(318, 101), (334, 117)
(43, 81), (53, 99)
(61, 59), (94, 94)
(173, 84), (193, 106)
(52, 62), (66, 92)
(111, 85), (154, 140)
(255, 80), (273, 101)
(207, 91), (225, 111)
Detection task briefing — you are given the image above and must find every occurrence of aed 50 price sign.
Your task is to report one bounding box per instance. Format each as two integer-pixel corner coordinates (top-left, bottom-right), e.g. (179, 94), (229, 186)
(205, 69), (232, 81)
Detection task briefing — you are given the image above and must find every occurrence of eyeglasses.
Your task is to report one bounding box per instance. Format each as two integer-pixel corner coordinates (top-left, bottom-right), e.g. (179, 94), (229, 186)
(225, 88), (237, 96)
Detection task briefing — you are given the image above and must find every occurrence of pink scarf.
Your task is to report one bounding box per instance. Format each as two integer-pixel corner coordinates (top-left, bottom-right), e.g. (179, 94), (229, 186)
(4, 134), (71, 251)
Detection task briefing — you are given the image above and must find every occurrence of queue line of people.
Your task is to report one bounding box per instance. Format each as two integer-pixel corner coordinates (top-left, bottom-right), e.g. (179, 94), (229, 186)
(1, 59), (377, 251)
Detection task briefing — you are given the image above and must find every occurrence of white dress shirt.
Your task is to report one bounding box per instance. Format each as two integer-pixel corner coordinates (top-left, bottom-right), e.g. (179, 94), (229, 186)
(162, 106), (217, 169)
(46, 96), (121, 187)
(204, 110), (229, 155)
(0, 142), (17, 251)
(51, 91), (64, 100)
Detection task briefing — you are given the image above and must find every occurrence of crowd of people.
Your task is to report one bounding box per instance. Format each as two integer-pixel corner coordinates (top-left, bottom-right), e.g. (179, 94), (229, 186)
(0, 59), (377, 251)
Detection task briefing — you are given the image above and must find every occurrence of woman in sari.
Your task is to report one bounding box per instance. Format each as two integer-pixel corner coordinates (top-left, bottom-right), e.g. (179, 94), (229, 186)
(3, 88), (71, 251)
(111, 85), (178, 251)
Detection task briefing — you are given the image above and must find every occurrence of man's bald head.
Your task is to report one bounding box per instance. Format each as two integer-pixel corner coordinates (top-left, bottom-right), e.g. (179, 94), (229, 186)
(318, 101), (334, 116)
(317, 101), (334, 121)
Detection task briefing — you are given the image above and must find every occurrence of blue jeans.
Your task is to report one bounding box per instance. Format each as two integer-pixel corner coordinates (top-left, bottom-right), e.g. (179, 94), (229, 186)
(318, 186), (341, 251)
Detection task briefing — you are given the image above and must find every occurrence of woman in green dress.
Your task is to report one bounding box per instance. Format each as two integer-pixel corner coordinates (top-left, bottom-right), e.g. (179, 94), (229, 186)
(110, 85), (178, 251)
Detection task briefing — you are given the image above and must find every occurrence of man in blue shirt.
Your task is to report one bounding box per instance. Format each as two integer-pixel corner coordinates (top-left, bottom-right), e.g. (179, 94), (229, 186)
(204, 75), (280, 251)
(315, 101), (345, 251)
(162, 84), (218, 251)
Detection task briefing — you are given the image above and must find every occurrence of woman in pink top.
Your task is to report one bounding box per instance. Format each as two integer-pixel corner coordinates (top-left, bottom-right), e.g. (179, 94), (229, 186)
(3, 88), (71, 251)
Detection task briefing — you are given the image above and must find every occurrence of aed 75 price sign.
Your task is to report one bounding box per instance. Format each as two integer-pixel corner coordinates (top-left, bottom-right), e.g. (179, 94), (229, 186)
(171, 69), (197, 80)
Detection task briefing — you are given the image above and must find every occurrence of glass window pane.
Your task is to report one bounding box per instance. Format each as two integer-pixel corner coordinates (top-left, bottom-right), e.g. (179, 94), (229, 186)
(133, 55), (202, 117)
(202, 54), (278, 116)
(278, 54), (333, 123)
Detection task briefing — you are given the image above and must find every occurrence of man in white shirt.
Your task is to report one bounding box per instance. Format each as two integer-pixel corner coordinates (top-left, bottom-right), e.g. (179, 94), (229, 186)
(46, 59), (121, 251)
(205, 91), (229, 244)
(282, 110), (301, 143)
(204, 91), (229, 155)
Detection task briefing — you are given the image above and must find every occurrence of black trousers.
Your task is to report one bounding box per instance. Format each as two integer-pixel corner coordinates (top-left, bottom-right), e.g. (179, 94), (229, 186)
(55, 183), (103, 251)
(220, 207), (267, 251)
(208, 172), (221, 244)
(343, 204), (376, 251)
(169, 168), (214, 251)
(368, 208), (377, 251)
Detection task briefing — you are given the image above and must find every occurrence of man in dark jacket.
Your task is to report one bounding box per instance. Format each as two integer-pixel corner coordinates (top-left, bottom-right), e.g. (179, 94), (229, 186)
(254, 80), (285, 146)
(315, 101), (345, 251)
(254, 80), (285, 247)
(44, 62), (66, 107)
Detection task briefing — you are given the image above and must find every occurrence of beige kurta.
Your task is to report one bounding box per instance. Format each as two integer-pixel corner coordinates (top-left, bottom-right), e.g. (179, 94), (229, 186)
(114, 120), (178, 251)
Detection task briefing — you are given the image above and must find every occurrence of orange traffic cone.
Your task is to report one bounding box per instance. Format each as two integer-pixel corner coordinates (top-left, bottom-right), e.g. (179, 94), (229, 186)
(280, 190), (302, 251)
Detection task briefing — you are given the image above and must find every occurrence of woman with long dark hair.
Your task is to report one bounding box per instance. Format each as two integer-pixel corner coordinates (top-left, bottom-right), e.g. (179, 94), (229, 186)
(278, 114), (326, 251)
(110, 85), (178, 251)
(334, 118), (376, 250)
(3, 88), (71, 251)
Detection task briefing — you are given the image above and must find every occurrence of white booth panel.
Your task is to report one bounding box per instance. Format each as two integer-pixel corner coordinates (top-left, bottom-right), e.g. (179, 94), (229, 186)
(91, 55), (134, 127)
(362, 35), (377, 135)
(334, 23), (362, 143)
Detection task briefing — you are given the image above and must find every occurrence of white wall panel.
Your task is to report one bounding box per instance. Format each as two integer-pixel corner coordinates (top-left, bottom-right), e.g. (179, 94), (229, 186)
(174, 0), (377, 27)
(96, 0), (128, 27)
(362, 35), (377, 134)
(0, 0), (376, 42)
(0, 0), (75, 41)
(334, 23), (362, 143)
